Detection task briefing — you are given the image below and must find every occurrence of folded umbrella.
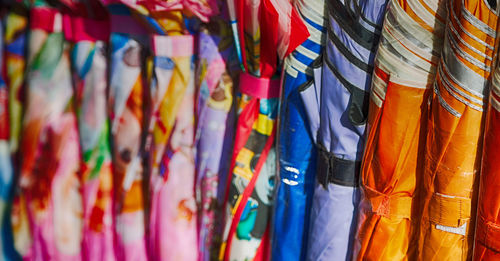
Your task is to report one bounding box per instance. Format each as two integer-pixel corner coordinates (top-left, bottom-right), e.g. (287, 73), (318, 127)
(474, 50), (500, 261)
(306, 0), (388, 260)
(219, 0), (308, 260)
(354, 0), (448, 259)
(108, 16), (148, 260)
(65, 4), (115, 260)
(419, 0), (500, 259)
(0, 9), (20, 260)
(145, 32), (197, 261)
(195, 20), (236, 261)
(15, 5), (83, 260)
(271, 0), (326, 260)
(6, 4), (29, 257)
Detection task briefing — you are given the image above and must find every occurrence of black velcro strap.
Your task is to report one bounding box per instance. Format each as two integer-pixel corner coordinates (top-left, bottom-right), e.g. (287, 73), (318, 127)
(317, 145), (361, 188)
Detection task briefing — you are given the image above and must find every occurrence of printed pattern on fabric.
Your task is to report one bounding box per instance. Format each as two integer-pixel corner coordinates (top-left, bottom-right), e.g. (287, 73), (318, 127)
(146, 34), (198, 261)
(109, 32), (147, 261)
(16, 7), (83, 260)
(195, 19), (236, 261)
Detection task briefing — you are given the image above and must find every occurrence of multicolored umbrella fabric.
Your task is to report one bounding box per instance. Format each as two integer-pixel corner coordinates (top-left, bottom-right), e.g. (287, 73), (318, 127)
(108, 30), (147, 261)
(15, 5), (83, 260)
(354, 0), (447, 259)
(419, 0), (499, 259)
(4, 3), (27, 159)
(0, 9), (20, 260)
(68, 10), (114, 260)
(195, 19), (236, 261)
(306, 0), (387, 260)
(219, 0), (309, 260)
(271, 0), (325, 260)
(146, 34), (198, 261)
(474, 52), (500, 261)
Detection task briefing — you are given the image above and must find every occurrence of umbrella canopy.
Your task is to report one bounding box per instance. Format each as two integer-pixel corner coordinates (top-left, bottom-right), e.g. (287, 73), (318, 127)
(354, 0), (447, 259)
(108, 29), (148, 261)
(67, 4), (114, 259)
(219, 0), (308, 260)
(195, 19), (237, 261)
(474, 53), (500, 261)
(306, 0), (387, 260)
(15, 4), (83, 259)
(418, 0), (499, 259)
(0, 9), (21, 260)
(271, 0), (325, 260)
(145, 32), (197, 261)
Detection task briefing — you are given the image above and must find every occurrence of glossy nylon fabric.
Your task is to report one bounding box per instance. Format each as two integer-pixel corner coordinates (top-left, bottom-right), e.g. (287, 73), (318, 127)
(354, 0), (447, 259)
(306, 0), (387, 260)
(271, 0), (325, 260)
(474, 58), (500, 261)
(219, 0), (309, 259)
(419, 0), (499, 259)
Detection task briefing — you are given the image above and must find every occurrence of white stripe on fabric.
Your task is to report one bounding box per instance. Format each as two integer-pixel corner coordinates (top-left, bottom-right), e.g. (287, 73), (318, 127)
(434, 82), (462, 118)
(296, 45), (321, 60)
(461, 0), (497, 38)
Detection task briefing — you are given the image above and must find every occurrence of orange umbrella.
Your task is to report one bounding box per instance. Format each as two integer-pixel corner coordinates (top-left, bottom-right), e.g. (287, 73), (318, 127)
(418, 0), (500, 259)
(474, 53), (500, 261)
(354, 0), (447, 259)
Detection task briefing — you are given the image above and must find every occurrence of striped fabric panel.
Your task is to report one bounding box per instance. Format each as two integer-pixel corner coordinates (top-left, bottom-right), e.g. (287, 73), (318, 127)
(371, 0), (446, 105)
(435, 0), (499, 116)
(286, 0), (325, 77)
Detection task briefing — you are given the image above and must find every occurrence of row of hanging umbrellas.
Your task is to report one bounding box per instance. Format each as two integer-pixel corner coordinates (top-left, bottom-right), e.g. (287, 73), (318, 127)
(2, 0), (500, 260)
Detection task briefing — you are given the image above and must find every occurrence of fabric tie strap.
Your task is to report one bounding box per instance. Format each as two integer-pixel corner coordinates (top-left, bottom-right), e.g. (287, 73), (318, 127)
(428, 192), (471, 228)
(364, 186), (413, 220)
(150, 35), (194, 57)
(63, 16), (110, 42)
(476, 215), (500, 252)
(239, 73), (280, 99)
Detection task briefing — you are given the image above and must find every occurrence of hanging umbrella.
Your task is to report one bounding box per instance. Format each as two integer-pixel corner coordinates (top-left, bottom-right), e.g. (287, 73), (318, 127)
(474, 52), (500, 261)
(418, 0), (500, 259)
(219, 0), (309, 260)
(145, 26), (198, 261)
(4, 2), (27, 161)
(0, 8), (21, 260)
(303, 0), (387, 260)
(270, 0), (325, 260)
(5, 3), (29, 257)
(64, 2), (115, 259)
(15, 4), (83, 259)
(195, 18), (237, 261)
(354, 0), (448, 259)
(107, 18), (148, 260)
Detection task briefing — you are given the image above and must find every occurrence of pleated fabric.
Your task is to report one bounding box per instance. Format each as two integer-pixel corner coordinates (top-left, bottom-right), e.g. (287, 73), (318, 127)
(146, 34), (198, 261)
(195, 21), (236, 261)
(15, 6), (83, 260)
(354, 0), (448, 259)
(419, 0), (500, 259)
(474, 49), (500, 261)
(271, 0), (325, 260)
(307, 0), (387, 260)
